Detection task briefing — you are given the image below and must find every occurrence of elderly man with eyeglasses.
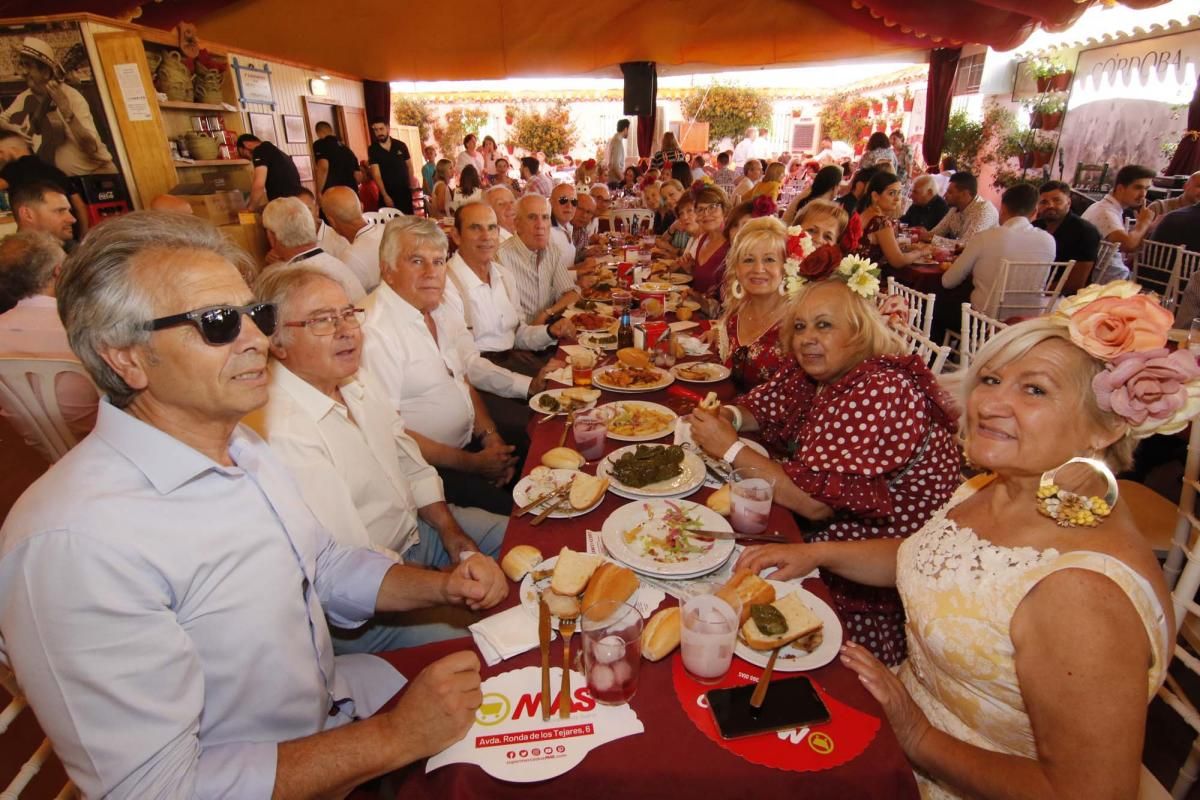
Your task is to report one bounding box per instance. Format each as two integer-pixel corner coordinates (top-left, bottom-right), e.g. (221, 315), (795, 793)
(0, 212), (489, 798)
(259, 264), (507, 653)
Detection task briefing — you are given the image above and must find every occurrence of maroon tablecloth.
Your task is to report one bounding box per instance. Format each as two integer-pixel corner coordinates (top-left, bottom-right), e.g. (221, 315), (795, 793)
(377, 341), (920, 799)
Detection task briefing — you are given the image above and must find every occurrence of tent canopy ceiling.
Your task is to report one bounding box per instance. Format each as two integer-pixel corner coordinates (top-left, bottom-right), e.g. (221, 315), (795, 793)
(2, 0), (1168, 81)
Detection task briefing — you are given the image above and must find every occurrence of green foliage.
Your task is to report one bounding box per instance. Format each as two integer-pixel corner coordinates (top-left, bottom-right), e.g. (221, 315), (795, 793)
(508, 102), (578, 158)
(392, 95), (435, 145)
(941, 109), (986, 173)
(680, 83), (772, 147)
(819, 93), (871, 144)
(1027, 55), (1068, 80)
(433, 108), (490, 156)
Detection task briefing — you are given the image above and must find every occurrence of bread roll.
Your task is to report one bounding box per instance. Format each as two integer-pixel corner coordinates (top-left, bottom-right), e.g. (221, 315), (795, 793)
(543, 590), (581, 620)
(550, 547), (602, 595)
(715, 569), (776, 624)
(617, 347), (651, 370)
(706, 484), (732, 516)
(500, 545), (543, 582)
(740, 592), (823, 651)
(581, 562), (639, 619)
(699, 391), (721, 411)
(641, 606), (681, 661)
(542, 447), (585, 469)
(562, 387), (600, 404)
(569, 473), (609, 510)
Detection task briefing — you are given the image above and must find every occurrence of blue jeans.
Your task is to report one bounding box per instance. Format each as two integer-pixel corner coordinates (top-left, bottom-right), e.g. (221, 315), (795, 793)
(331, 505), (507, 654)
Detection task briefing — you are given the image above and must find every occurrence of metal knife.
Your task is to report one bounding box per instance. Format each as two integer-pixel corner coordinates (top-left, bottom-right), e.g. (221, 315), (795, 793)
(538, 596), (552, 721)
(692, 529), (789, 543)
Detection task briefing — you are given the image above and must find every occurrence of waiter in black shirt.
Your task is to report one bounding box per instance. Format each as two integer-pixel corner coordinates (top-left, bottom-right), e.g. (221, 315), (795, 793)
(237, 133), (302, 210)
(1032, 180), (1102, 294)
(312, 121), (360, 193)
(367, 118), (415, 214)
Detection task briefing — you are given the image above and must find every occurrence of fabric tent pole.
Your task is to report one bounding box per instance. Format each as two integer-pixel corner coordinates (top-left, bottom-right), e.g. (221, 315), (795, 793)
(1164, 77), (1200, 176)
(362, 79), (392, 128)
(922, 48), (962, 171)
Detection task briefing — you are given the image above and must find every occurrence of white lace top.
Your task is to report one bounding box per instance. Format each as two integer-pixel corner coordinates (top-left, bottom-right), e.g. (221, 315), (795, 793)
(895, 482), (1170, 799)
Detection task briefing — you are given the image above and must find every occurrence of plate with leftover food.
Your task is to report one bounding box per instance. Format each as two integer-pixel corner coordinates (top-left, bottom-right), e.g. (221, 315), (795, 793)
(600, 401), (677, 442)
(578, 331), (619, 351)
(670, 362), (731, 384)
(600, 498), (735, 578)
(592, 364), (674, 393)
(528, 387), (600, 416)
(597, 443), (705, 500)
(572, 311), (618, 332)
(734, 581), (842, 671)
(511, 467), (605, 519)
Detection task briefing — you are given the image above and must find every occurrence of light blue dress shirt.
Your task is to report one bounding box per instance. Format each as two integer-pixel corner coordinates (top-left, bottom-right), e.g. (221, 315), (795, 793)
(0, 401), (406, 799)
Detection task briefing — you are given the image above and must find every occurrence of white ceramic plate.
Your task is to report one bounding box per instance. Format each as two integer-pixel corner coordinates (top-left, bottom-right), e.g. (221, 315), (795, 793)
(600, 400), (677, 442)
(511, 468), (602, 520)
(734, 581), (843, 672)
(519, 555), (663, 630)
(578, 331), (619, 351)
(528, 388), (599, 417)
(570, 312), (618, 332)
(597, 444), (705, 500)
(600, 499), (735, 578)
(668, 273), (692, 285)
(632, 281), (680, 295)
(669, 362), (731, 384)
(592, 364), (674, 393)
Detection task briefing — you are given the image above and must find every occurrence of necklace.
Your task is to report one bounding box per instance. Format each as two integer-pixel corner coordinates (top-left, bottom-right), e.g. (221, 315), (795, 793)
(737, 298), (784, 346)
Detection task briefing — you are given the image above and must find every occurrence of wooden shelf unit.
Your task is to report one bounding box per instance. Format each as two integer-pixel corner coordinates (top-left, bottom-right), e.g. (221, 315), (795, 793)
(174, 159), (250, 167)
(159, 99), (235, 112)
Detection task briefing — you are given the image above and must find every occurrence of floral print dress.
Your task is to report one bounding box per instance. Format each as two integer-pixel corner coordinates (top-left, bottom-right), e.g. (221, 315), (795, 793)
(738, 355), (962, 665)
(721, 313), (787, 393)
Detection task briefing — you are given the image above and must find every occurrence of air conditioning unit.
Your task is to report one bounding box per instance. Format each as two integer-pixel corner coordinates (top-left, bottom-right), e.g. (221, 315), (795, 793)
(790, 120), (818, 154)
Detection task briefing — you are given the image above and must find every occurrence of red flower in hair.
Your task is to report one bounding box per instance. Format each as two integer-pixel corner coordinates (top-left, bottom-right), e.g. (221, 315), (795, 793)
(584, 158), (596, 169)
(839, 212), (863, 253)
(690, 180), (707, 197)
(798, 244), (841, 280)
(751, 195), (777, 218)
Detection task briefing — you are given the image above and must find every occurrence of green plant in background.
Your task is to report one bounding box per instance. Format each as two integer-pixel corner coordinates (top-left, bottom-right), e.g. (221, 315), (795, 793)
(818, 92), (871, 144)
(508, 102), (578, 158)
(433, 108), (489, 156)
(391, 95), (436, 145)
(680, 83), (772, 147)
(1032, 96), (1066, 115)
(1027, 55), (1068, 80)
(941, 109), (986, 173)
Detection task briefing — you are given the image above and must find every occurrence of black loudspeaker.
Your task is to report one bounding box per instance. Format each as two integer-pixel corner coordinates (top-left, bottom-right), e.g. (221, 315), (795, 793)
(621, 61), (657, 116)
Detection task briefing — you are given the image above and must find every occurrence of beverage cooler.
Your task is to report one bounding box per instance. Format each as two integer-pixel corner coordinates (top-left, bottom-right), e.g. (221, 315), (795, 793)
(75, 173), (132, 226)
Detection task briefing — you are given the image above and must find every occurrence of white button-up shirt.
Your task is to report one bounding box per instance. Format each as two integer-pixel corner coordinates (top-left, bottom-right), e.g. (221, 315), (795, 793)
(443, 252), (555, 353)
(280, 247), (366, 302)
(316, 220), (351, 262)
(264, 364), (444, 560)
(1081, 193), (1133, 281)
(361, 282), (531, 448)
(930, 195), (1000, 244)
(342, 221), (385, 292)
(494, 233), (576, 323)
(942, 216), (1057, 318)
(0, 401), (403, 799)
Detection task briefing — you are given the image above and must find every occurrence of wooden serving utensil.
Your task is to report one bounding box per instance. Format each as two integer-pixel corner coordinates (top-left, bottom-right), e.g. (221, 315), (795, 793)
(749, 647), (781, 711)
(559, 615), (577, 719)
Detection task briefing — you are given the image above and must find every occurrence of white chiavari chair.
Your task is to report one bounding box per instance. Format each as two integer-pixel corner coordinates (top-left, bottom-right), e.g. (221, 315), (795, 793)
(607, 208), (655, 235)
(1167, 248), (1200, 313)
(0, 667), (76, 800)
(898, 327), (952, 375)
(885, 277), (936, 338)
(984, 259), (1075, 320)
(1133, 241), (1185, 302)
(365, 207), (406, 223)
(959, 303), (1008, 371)
(1091, 240), (1120, 285)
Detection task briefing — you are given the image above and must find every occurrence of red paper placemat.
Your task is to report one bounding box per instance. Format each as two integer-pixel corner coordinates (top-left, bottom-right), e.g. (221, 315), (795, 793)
(671, 653), (881, 772)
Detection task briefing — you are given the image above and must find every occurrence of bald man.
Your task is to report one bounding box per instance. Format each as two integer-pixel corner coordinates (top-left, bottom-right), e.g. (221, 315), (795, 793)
(148, 194), (194, 215)
(320, 186), (384, 291)
(548, 183), (577, 253)
(494, 194), (578, 324)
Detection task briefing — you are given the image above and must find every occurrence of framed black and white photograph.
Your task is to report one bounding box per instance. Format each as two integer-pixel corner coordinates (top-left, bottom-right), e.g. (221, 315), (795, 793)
(283, 114), (306, 144)
(248, 111), (277, 145)
(293, 153), (313, 183)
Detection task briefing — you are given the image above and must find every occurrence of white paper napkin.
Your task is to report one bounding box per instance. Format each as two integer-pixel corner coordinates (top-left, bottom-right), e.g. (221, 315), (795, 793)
(675, 335), (711, 355)
(545, 366), (573, 386)
(669, 320), (700, 334)
(673, 417), (694, 447)
(469, 605), (555, 667)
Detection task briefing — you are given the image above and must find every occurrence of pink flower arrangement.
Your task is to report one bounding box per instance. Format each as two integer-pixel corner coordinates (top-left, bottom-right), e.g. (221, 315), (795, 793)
(1093, 348), (1200, 436)
(1066, 294), (1173, 359)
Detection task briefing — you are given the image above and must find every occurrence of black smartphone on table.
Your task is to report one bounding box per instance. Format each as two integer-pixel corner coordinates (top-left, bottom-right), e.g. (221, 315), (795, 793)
(706, 675), (831, 739)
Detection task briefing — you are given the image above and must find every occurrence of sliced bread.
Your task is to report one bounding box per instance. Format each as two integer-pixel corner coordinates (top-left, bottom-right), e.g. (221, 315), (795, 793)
(551, 547), (603, 595)
(739, 592), (823, 651)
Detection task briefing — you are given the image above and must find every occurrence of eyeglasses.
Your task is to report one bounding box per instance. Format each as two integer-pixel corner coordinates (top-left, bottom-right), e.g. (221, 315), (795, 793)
(144, 303), (277, 345)
(556, 197), (579, 206)
(696, 203), (723, 216)
(282, 306), (366, 336)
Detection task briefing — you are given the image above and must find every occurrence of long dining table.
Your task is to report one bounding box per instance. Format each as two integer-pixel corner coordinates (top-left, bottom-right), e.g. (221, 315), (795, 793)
(375, 333), (921, 799)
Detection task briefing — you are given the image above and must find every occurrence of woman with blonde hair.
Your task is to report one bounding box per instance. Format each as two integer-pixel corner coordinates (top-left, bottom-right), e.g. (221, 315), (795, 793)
(690, 260), (962, 665)
(651, 131), (684, 172)
(737, 283), (1188, 799)
(749, 161), (786, 202)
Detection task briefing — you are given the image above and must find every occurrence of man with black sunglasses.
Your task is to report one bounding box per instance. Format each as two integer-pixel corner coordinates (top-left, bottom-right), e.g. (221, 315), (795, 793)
(548, 182), (577, 253)
(0, 212), (487, 797)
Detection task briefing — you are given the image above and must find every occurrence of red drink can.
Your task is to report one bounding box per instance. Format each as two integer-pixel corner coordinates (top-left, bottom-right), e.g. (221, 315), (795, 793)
(617, 261), (634, 287)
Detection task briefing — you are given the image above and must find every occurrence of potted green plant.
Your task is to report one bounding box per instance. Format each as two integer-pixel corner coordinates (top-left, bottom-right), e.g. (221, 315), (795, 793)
(902, 86), (915, 112)
(875, 118), (887, 133)
(858, 123), (871, 139)
(505, 104), (518, 125)
(1032, 135), (1056, 169)
(870, 97), (883, 115)
(1028, 56), (1070, 93)
(885, 93), (898, 114)
(890, 114), (904, 131)
(850, 97), (872, 119)
(1031, 96), (1066, 131)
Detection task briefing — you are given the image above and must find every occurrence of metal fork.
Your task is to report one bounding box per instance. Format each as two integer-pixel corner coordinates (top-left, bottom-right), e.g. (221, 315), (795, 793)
(559, 616), (577, 719)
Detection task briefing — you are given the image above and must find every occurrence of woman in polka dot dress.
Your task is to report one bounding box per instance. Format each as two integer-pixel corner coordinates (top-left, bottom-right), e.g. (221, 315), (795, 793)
(689, 279), (961, 665)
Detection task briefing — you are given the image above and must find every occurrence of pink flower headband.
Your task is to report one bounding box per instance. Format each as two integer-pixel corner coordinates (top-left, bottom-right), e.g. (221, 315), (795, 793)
(1054, 281), (1200, 438)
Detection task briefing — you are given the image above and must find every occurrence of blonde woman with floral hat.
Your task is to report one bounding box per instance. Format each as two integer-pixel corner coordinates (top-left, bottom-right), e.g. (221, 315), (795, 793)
(691, 246), (962, 665)
(737, 280), (1191, 799)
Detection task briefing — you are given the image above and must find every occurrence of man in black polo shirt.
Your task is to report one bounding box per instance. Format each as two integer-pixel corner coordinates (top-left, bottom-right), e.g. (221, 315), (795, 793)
(1032, 180), (1101, 294)
(236, 133), (302, 210)
(367, 118), (414, 214)
(0, 130), (89, 237)
(312, 121), (359, 193)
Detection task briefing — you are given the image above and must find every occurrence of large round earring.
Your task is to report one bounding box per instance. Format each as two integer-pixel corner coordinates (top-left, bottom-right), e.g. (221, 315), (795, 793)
(730, 279), (746, 300)
(778, 280), (787, 296)
(1035, 456), (1118, 528)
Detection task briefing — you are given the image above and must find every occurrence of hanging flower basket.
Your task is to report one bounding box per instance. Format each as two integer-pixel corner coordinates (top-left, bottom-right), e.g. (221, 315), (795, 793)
(854, 141), (865, 155)
(1033, 149), (1053, 168)
(903, 96), (915, 112)
(1040, 111), (1063, 131)
(505, 114), (514, 125)
(858, 125), (871, 139)
(1049, 71), (1072, 92)
(1020, 152), (1036, 169)
(1036, 76), (1053, 93)
(506, 143), (515, 154)
(871, 100), (883, 115)
(875, 119), (887, 132)
(886, 99), (898, 114)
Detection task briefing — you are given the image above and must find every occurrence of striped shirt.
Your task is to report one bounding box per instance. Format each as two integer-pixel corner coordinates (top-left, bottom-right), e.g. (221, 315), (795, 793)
(494, 233), (576, 323)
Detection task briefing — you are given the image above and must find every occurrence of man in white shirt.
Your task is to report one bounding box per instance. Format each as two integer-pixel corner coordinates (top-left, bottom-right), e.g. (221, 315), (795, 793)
(942, 182), (1057, 319)
(606, 119), (629, 185)
(549, 182), (577, 252)
(297, 186), (352, 260)
(1081, 164), (1157, 283)
(259, 265), (508, 652)
(930, 156), (957, 196)
(494, 194), (579, 324)
(484, 185), (516, 242)
(589, 184), (612, 235)
(919, 172), (999, 245)
(361, 218), (546, 513)
(520, 156), (554, 197)
(321, 186), (385, 291)
(732, 127), (758, 166)
(260, 196), (366, 301)
(0, 210), (490, 798)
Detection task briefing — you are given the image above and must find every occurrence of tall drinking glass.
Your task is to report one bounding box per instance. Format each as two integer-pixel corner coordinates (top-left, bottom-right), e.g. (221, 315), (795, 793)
(729, 466), (775, 534)
(680, 594), (742, 684)
(581, 600), (643, 705)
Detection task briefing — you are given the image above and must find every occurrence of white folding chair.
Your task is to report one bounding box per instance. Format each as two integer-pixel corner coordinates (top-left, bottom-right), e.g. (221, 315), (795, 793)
(1168, 249), (1200, 313)
(1091, 240), (1120, 285)
(362, 208), (405, 223)
(1133, 241), (1185, 302)
(0, 358), (95, 463)
(984, 259), (1075, 320)
(608, 208), (655, 235)
(886, 277), (936, 338)
(959, 303), (1008, 371)
(1, 667), (76, 800)
(899, 326), (952, 375)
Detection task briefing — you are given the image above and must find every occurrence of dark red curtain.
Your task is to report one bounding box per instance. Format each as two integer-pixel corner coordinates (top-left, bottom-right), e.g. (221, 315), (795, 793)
(362, 79), (391, 126)
(1165, 77), (1200, 175)
(638, 108), (657, 162)
(922, 48), (962, 170)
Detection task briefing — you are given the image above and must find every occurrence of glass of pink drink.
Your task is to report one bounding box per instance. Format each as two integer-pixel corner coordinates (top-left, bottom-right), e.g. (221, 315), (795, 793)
(581, 600), (643, 705)
(680, 594), (742, 684)
(573, 411), (609, 461)
(729, 467), (776, 534)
